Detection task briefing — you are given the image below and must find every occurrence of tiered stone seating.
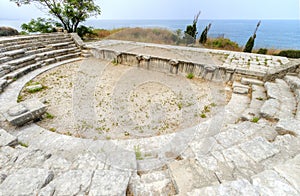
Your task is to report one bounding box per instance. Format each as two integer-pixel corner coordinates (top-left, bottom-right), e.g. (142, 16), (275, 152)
(1, 39), (300, 195)
(0, 33), (82, 92)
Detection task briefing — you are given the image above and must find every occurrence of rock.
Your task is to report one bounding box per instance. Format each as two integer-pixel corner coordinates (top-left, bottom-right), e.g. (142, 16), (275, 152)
(260, 99), (280, 120)
(239, 137), (279, 163)
(129, 171), (175, 195)
(168, 159), (217, 194)
(142, 55), (150, 61)
(0, 168), (54, 195)
(221, 146), (256, 169)
(25, 84), (43, 92)
(0, 174), (7, 184)
(0, 129), (18, 147)
(274, 154), (300, 191)
(265, 82), (281, 99)
(284, 75), (300, 90)
(0, 26), (19, 36)
(39, 170), (93, 195)
(7, 104), (28, 116)
(188, 179), (258, 196)
(89, 170), (131, 196)
(233, 86), (249, 94)
(276, 119), (300, 136)
(4, 98), (47, 126)
(241, 78), (264, 86)
(252, 170), (299, 195)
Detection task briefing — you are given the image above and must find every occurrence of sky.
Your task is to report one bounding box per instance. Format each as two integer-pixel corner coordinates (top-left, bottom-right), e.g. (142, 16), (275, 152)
(0, 0), (299, 20)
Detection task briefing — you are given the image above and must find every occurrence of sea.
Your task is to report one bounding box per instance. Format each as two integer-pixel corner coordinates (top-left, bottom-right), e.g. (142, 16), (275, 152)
(1, 19), (299, 50)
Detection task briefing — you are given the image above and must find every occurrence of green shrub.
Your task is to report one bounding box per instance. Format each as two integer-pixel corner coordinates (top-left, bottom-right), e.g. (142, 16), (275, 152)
(205, 38), (240, 51)
(186, 73), (194, 79)
(277, 50), (300, 58)
(21, 17), (60, 33)
(257, 48), (268, 54)
(251, 117), (260, 123)
(76, 25), (95, 39)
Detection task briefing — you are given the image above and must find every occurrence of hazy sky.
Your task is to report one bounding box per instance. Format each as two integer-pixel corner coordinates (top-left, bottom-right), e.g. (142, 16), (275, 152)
(0, 0), (299, 20)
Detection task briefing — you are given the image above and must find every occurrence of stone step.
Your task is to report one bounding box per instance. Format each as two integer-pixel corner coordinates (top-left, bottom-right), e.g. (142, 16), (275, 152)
(214, 122), (277, 149)
(4, 62), (42, 80)
(0, 79), (7, 92)
(262, 79), (296, 121)
(0, 168), (54, 195)
(187, 179), (257, 195)
(0, 56), (13, 64)
(242, 84), (266, 121)
(276, 118), (300, 136)
(241, 77), (264, 86)
(39, 169), (131, 196)
(128, 170), (175, 195)
(36, 47), (79, 60)
(168, 158), (220, 194)
(232, 81), (250, 94)
(55, 52), (82, 62)
(284, 75), (300, 91)
(273, 153), (300, 192)
(49, 41), (74, 49)
(3, 49), (25, 57)
(0, 33), (71, 45)
(16, 124), (137, 171)
(6, 55), (36, 68)
(251, 169), (300, 195)
(3, 42), (45, 53)
(223, 93), (250, 124)
(0, 128), (18, 147)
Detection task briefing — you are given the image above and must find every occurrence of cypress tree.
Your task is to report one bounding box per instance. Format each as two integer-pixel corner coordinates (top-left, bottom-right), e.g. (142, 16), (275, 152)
(199, 23), (212, 44)
(243, 21), (261, 53)
(184, 11), (201, 45)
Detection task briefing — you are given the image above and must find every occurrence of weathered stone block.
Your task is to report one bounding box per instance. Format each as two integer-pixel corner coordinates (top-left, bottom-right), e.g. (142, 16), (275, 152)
(0, 128), (18, 147)
(4, 98), (47, 126)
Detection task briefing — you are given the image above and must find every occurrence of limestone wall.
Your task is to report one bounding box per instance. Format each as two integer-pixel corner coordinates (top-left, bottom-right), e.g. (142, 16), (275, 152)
(88, 41), (300, 83)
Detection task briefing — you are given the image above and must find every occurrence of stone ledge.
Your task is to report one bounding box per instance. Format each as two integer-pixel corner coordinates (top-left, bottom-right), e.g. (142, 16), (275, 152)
(4, 98), (47, 126)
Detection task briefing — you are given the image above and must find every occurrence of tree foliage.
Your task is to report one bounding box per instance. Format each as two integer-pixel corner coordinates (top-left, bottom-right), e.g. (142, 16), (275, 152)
(21, 17), (61, 33)
(11, 0), (101, 33)
(184, 11), (201, 45)
(199, 23), (211, 44)
(243, 21), (261, 53)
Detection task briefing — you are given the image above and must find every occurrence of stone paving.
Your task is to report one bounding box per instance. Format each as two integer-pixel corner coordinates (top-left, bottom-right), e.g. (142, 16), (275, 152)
(0, 35), (300, 195)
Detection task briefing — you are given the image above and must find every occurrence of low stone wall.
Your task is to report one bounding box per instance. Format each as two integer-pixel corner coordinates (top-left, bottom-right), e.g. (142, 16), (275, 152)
(89, 43), (300, 83)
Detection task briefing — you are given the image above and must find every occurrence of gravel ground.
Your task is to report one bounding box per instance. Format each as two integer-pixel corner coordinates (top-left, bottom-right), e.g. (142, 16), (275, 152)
(19, 51), (229, 140)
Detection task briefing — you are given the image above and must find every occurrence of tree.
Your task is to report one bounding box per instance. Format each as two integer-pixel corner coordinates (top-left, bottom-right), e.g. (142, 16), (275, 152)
(184, 11), (201, 45)
(199, 23), (211, 44)
(243, 21), (261, 53)
(21, 17), (61, 33)
(11, 0), (101, 33)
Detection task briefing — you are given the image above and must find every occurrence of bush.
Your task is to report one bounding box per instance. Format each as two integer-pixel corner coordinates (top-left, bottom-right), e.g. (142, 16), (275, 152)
(76, 25), (95, 39)
(277, 50), (300, 58)
(0, 26), (19, 36)
(205, 38), (240, 51)
(21, 18), (61, 33)
(257, 48), (268, 54)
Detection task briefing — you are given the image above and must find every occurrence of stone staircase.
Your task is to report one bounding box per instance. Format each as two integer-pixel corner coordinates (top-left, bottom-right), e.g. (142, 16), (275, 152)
(0, 33), (82, 92)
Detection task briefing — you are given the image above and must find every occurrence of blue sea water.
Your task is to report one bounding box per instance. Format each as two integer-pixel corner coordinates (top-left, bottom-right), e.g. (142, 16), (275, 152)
(1, 19), (299, 49)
